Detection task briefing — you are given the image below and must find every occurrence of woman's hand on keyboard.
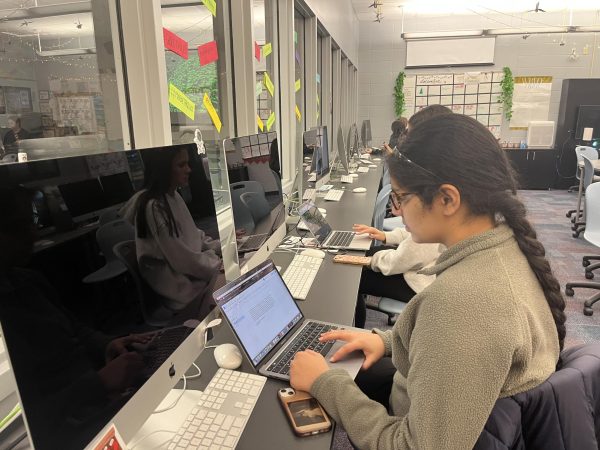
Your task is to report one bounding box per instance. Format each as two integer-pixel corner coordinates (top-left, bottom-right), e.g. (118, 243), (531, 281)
(320, 330), (385, 370)
(352, 224), (385, 242)
(289, 350), (330, 393)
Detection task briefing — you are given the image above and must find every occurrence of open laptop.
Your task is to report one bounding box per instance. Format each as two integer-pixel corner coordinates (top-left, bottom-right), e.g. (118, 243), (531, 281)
(298, 201), (372, 251)
(213, 260), (365, 381)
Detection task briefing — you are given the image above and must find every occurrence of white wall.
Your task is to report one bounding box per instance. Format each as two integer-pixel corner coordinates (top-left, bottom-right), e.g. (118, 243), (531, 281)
(359, 13), (600, 145)
(303, 0), (359, 65)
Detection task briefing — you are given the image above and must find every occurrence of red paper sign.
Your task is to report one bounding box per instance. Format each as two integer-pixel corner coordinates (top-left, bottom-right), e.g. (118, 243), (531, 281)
(254, 41), (261, 61)
(163, 28), (188, 60)
(198, 40), (219, 66)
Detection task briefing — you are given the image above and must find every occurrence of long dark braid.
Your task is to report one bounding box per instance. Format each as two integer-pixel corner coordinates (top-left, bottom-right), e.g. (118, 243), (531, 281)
(388, 114), (567, 351)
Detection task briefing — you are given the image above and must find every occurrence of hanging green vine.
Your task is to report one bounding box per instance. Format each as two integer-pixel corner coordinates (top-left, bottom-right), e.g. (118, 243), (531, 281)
(499, 66), (514, 121)
(394, 72), (406, 117)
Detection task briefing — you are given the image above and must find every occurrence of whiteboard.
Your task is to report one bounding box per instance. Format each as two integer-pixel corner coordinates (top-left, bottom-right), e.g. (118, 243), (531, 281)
(406, 38), (496, 68)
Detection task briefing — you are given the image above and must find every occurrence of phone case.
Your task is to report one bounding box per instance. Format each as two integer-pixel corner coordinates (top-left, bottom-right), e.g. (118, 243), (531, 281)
(333, 254), (372, 266)
(278, 388), (331, 436)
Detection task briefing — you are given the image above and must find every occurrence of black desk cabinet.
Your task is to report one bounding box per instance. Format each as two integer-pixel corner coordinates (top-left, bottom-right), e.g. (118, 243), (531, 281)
(505, 149), (556, 190)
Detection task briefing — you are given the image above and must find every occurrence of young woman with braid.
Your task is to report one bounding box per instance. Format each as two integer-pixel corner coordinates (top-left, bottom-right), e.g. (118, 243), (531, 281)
(290, 114), (565, 450)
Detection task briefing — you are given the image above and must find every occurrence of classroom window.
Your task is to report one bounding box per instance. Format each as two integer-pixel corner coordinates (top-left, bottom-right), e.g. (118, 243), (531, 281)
(0, 0), (125, 162)
(294, 9), (305, 137)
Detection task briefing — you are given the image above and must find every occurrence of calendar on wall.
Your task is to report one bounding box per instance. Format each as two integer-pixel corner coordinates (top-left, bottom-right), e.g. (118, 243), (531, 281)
(403, 71), (504, 138)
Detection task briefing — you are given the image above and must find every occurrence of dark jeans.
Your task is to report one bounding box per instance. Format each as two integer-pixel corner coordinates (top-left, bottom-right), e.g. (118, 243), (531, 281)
(354, 246), (417, 328)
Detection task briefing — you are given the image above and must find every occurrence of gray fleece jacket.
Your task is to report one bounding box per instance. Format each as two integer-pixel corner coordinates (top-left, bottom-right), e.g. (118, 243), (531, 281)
(311, 224), (560, 450)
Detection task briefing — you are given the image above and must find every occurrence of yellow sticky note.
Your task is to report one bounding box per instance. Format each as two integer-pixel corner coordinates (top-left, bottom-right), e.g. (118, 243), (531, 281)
(263, 72), (274, 97)
(203, 0), (216, 16)
(295, 79), (301, 92)
(257, 114), (264, 132)
(263, 42), (272, 57)
(266, 111), (275, 131)
(169, 83), (195, 120)
(295, 105), (301, 122)
(203, 93), (222, 133)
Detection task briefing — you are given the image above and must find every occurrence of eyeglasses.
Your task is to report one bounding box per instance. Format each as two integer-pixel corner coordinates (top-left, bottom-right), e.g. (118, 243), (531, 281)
(396, 151), (441, 181)
(390, 191), (416, 210)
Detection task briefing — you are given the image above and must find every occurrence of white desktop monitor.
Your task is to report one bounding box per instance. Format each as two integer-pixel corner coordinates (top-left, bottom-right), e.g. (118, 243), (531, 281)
(0, 144), (224, 450)
(305, 126), (330, 190)
(347, 124), (359, 159)
(337, 125), (349, 173)
(223, 132), (286, 272)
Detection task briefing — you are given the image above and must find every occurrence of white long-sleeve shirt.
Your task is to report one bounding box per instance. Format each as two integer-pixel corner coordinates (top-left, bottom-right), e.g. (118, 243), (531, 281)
(369, 227), (444, 293)
(122, 191), (221, 311)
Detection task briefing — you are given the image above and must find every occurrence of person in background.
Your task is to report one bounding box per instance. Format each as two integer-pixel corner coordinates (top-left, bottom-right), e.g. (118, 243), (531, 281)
(290, 114), (564, 449)
(3, 116), (29, 153)
(122, 146), (221, 315)
(0, 186), (147, 450)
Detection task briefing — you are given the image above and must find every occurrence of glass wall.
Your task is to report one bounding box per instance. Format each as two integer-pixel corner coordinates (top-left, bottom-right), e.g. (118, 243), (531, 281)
(0, 0), (125, 162)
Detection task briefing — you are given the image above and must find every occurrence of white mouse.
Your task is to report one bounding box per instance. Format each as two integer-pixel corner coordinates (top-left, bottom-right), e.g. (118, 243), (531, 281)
(369, 165), (377, 168)
(213, 343), (243, 369)
(300, 248), (326, 259)
(373, 158), (381, 162)
(349, 173), (359, 178)
(318, 208), (327, 215)
(353, 187), (367, 193)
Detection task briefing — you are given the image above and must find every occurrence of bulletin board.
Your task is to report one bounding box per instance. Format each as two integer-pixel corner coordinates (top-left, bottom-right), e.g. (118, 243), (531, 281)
(403, 71), (504, 138)
(233, 132), (277, 160)
(56, 96), (97, 133)
(4, 86), (32, 114)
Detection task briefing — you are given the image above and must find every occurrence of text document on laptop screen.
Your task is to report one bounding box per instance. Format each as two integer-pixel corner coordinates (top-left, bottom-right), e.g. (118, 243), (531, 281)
(219, 266), (303, 366)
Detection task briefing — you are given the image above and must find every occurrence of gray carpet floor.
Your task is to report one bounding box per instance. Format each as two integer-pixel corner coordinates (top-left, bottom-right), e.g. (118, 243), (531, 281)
(332, 189), (600, 449)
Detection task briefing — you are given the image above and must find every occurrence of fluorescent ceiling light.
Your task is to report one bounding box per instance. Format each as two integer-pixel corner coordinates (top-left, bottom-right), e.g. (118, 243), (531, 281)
(0, 1), (91, 21)
(36, 48), (96, 57)
(487, 27), (568, 35)
(402, 30), (483, 40)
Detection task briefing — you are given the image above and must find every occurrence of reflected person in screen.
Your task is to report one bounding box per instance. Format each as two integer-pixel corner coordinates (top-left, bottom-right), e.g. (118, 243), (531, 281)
(290, 114), (564, 449)
(0, 186), (147, 450)
(123, 146), (221, 314)
(2, 116), (30, 154)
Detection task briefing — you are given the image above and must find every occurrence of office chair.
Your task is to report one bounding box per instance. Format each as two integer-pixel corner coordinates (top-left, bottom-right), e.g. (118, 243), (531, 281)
(113, 240), (174, 327)
(572, 155), (600, 238)
(98, 209), (123, 226)
(474, 343), (600, 449)
(565, 181), (600, 315)
(231, 187), (256, 234)
(567, 148), (599, 227)
(372, 184), (392, 246)
(367, 296), (408, 326)
(230, 180), (264, 196)
(82, 219), (134, 284)
(240, 191), (271, 223)
(1, 153), (17, 163)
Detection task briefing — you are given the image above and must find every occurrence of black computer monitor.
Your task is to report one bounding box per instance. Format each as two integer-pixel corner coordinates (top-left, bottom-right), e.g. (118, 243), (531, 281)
(361, 120), (372, 147)
(100, 172), (135, 206)
(224, 132), (286, 271)
(576, 105), (600, 142)
(0, 145), (222, 449)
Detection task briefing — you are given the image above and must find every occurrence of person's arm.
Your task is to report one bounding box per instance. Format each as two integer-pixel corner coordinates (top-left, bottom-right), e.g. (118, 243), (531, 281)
(311, 290), (519, 450)
(370, 238), (440, 276)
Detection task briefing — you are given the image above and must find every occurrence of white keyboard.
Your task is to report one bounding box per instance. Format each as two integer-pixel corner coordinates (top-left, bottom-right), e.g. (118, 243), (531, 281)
(308, 173), (317, 182)
(282, 254), (323, 300)
(168, 368), (266, 450)
(357, 167), (369, 173)
(340, 175), (354, 183)
(324, 189), (344, 201)
(303, 188), (316, 200)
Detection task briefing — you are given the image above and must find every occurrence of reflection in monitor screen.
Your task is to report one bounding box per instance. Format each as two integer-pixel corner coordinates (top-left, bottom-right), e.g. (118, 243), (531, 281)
(0, 145), (224, 449)
(224, 132), (286, 271)
(303, 126), (330, 189)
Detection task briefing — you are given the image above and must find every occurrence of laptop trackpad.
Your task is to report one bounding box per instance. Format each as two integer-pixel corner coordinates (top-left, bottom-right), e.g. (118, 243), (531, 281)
(325, 341), (365, 380)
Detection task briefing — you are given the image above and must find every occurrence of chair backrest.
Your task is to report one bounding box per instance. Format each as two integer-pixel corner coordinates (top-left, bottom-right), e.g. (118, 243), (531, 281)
(475, 343), (600, 450)
(231, 191), (255, 234)
(576, 147), (599, 180)
(584, 181), (600, 245)
(240, 191), (271, 223)
(95, 220), (134, 263)
(1, 153), (17, 163)
(582, 155), (597, 191)
(381, 163), (391, 188)
(98, 208), (123, 226)
(372, 184), (392, 245)
(113, 240), (172, 327)
(230, 180), (264, 196)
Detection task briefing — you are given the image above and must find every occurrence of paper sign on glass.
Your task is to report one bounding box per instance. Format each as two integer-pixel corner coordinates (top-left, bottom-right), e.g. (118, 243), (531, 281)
(163, 28), (188, 60)
(203, 0), (217, 16)
(257, 114), (264, 131)
(295, 105), (301, 122)
(295, 79), (301, 92)
(169, 83), (195, 120)
(203, 93), (222, 133)
(267, 111), (276, 131)
(584, 127), (594, 141)
(263, 72), (275, 97)
(91, 425), (126, 450)
(198, 41), (218, 66)
(255, 41), (261, 61)
(316, 73), (321, 84)
(263, 42), (272, 57)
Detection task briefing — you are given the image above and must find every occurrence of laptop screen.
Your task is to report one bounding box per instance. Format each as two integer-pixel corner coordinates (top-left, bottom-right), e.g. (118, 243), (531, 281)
(298, 201), (332, 244)
(214, 261), (303, 366)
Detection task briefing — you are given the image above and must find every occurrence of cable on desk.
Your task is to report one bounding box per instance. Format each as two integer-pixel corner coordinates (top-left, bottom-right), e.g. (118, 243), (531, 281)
(129, 429), (176, 450)
(152, 363), (201, 415)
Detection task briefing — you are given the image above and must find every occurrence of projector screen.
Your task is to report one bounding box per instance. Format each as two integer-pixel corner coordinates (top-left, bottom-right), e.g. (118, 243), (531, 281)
(406, 37), (496, 68)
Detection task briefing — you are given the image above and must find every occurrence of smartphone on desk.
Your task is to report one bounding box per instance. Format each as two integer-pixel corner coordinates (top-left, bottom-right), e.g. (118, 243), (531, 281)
(278, 388), (332, 436)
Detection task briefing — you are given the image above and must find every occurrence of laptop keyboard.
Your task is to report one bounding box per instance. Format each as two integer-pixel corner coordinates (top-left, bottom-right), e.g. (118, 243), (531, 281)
(357, 167), (369, 173)
(167, 368), (266, 450)
(141, 326), (195, 377)
(267, 322), (339, 375)
(238, 233), (268, 251)
(327, 231), (355, 248)
(340, 175), (354, 183)
(282, 253), (323, 300)
(324, 189), (344, 201)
